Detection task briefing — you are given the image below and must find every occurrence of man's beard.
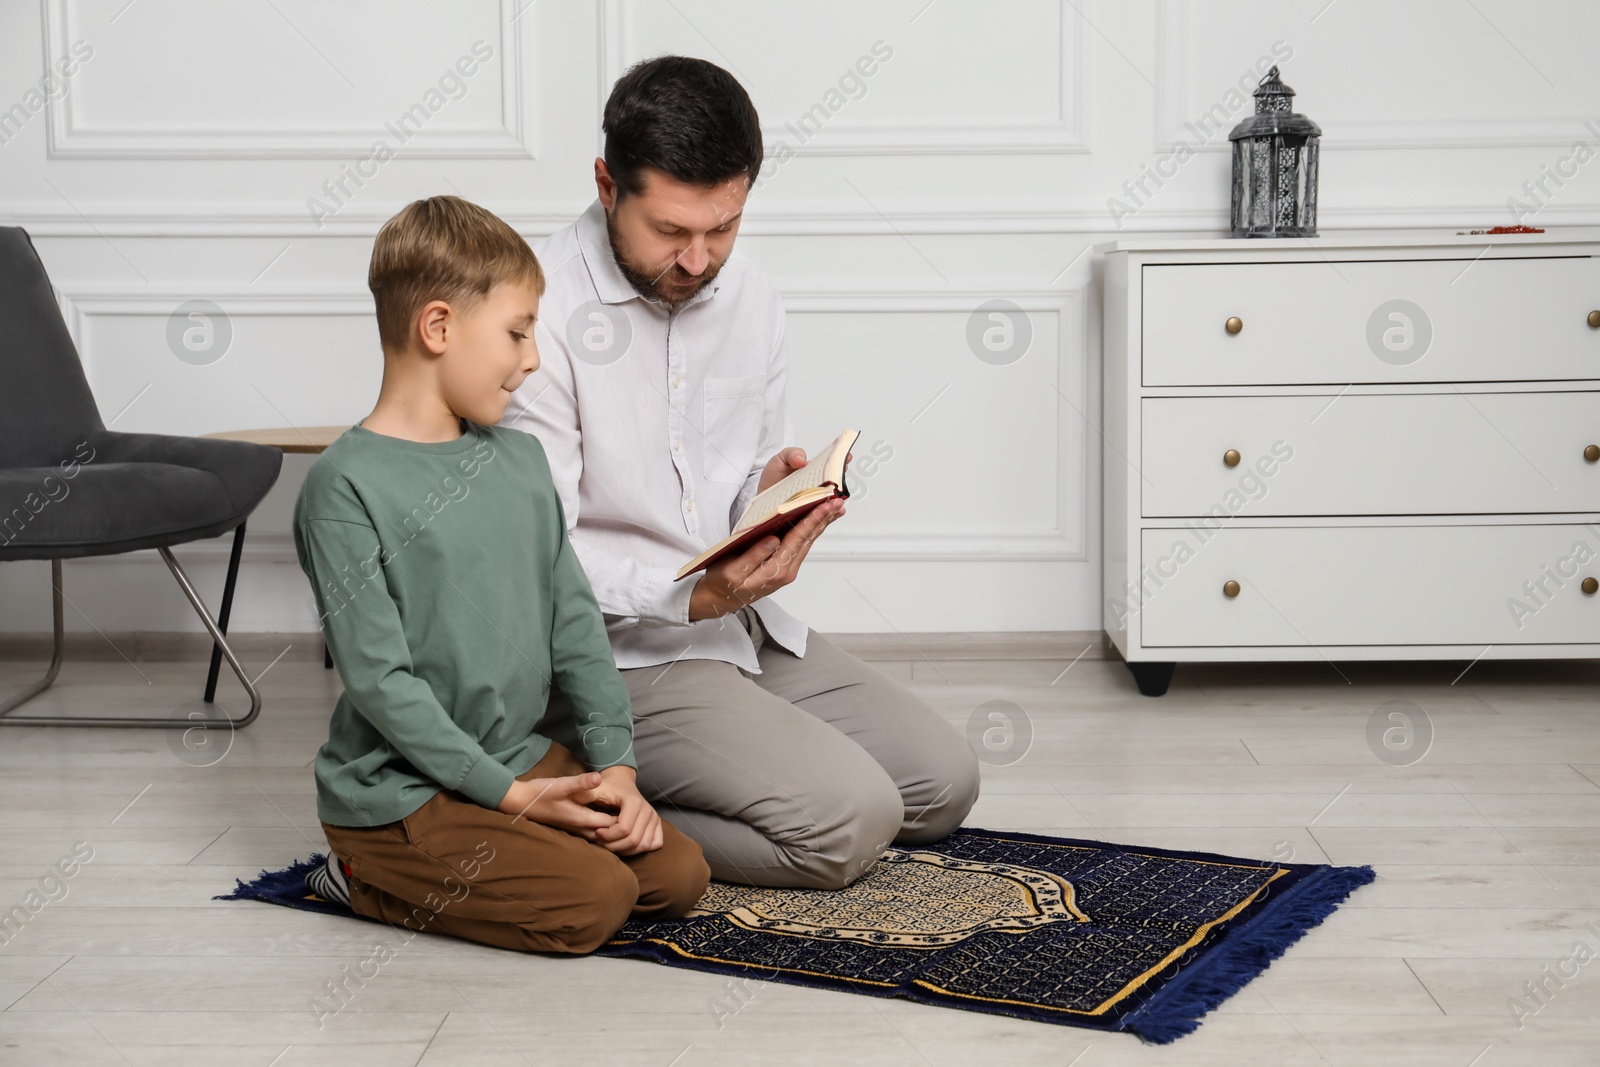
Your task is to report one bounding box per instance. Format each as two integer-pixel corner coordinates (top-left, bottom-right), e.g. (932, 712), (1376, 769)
(605, 209), (723, 307)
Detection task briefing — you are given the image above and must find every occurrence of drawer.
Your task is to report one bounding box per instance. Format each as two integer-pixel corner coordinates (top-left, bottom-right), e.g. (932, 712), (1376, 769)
(1141, 392), (1600, 517)
(1137, 524), (1600, 647)
(1143, 257), (1600, 386)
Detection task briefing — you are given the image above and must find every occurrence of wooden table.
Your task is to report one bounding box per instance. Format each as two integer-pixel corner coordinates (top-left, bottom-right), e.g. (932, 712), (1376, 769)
(204, 425), (350, 453)
(199, 426), (352, 698)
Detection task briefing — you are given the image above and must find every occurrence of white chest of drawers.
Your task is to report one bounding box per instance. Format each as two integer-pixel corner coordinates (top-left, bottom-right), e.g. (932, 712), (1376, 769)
(1100, 232), (1600, 696)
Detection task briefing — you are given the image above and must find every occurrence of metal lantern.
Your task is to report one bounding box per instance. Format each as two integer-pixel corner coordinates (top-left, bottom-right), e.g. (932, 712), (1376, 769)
(1228, 65), (1320, 238)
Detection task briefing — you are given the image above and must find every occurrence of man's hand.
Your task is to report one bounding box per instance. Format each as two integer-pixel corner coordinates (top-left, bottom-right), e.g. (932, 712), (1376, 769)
(757, 446), (808, 493)
(585, 766), (665, 855)
(496, 772), (618, 839)
(688, 497), (845, 621)
(758, 444), (856, 494)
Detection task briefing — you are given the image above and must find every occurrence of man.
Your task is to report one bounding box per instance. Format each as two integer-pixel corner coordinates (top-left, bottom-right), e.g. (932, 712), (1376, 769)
(502, 55), (978, 890)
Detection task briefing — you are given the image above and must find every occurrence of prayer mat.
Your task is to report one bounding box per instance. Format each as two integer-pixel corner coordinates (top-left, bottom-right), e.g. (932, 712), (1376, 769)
(218, 827), (1374, 1044)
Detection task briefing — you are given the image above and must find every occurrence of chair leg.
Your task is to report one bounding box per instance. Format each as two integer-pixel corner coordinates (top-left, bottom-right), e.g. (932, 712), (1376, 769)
(0, 560), (65, 717)
(0, 551), (262, 728)
(204, 522), (247, 703)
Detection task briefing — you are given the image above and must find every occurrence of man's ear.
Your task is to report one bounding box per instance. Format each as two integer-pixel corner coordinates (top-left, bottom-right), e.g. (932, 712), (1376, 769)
(595, 157), (618, 211)
(417, 299), (452, 355)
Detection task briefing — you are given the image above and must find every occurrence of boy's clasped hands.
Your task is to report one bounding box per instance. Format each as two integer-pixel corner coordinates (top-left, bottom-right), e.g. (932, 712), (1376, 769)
(497, 765), (665, 855)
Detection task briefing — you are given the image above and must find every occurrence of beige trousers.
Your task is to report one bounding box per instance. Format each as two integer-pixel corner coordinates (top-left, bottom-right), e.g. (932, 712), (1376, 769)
(550, 615), (980, 890)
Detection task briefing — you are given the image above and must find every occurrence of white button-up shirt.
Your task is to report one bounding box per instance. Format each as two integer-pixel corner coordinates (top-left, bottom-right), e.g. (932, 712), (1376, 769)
(501, 199), (808, 672)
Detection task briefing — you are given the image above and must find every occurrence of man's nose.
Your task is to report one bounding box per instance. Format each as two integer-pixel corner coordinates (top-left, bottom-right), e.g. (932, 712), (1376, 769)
(676, 239), (708, 276)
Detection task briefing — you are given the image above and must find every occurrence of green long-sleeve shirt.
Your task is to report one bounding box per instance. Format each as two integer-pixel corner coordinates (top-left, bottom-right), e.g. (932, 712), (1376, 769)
(293, 421), (635, 827)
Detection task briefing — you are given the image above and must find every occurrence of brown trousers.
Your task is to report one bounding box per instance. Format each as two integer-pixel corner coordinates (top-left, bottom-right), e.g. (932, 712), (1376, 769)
(320, 742), (710, 955)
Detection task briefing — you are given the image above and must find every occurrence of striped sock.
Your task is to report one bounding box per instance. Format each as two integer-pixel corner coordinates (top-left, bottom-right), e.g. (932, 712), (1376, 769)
(307, 853), (351, 908)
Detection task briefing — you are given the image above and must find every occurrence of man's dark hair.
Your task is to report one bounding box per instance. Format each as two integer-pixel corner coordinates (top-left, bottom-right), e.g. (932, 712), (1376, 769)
(602, 56), (764, 201)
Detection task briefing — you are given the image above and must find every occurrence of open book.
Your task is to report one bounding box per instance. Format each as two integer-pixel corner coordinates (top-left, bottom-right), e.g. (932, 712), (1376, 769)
(675, 429), (859, 581)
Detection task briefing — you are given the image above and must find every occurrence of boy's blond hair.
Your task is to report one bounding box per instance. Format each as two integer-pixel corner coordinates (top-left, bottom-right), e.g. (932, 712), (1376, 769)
(368, 195), (544, 352)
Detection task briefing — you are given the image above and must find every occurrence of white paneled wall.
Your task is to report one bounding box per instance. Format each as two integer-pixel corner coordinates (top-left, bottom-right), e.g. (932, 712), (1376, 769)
(1, 0), (1594, 634)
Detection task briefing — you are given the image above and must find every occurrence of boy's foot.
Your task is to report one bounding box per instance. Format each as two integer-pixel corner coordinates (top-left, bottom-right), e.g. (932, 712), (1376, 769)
(308, 853), (352, 908)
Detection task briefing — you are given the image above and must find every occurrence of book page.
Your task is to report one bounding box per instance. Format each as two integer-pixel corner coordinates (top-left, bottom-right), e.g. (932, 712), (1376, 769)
(733, 430), (856, 533)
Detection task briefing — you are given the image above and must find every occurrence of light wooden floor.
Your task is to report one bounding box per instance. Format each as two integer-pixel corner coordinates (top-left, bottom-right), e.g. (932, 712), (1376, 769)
(2, 648), (1599, 1066)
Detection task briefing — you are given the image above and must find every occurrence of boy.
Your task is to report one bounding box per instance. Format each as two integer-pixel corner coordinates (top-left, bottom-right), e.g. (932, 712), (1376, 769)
(294, 195), (709, 954)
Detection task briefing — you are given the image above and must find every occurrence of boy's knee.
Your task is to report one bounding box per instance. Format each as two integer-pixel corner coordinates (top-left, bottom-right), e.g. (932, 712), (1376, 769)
(657, 839), (712, 918)
(630, 824), (712, 918)
(522, 852), (638, 955)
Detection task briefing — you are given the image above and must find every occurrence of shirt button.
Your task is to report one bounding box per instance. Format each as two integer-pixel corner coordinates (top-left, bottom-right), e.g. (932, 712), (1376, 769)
(673, 440), (682, 451)
(686, 499), (695, 512)
(672, 376), (682, 389)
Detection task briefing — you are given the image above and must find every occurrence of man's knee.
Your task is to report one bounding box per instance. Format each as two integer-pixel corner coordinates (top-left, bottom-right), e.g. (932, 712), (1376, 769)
(899, 740), (981, 844)
(788, 772), (904, 891)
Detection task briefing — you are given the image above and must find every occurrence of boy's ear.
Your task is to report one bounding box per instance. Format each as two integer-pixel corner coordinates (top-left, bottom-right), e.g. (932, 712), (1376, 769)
(417, 299), (452, 356)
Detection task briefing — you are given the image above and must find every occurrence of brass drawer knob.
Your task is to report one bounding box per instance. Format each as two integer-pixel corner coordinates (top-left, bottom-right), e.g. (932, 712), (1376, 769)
(1223, 449), (1241, 467)
(1585, 576), (1599, 595)
(1225, 316), (1243, 335)
(1222, 580), (1241, 598)
(1587, 444), (1600, 463)
(1589, 310), (1600, 329)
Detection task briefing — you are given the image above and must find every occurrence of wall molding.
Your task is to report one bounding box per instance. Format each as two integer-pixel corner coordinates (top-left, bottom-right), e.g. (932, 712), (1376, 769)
(56, 286), (374, 340)
(43, 0), (534, 159)
(50, 280), (1087, 565)
(54, 286), (374, 386)
(599, 0), (1091, 155)
(783, 284), (1087, 562)
(14, 198), (1600, 239)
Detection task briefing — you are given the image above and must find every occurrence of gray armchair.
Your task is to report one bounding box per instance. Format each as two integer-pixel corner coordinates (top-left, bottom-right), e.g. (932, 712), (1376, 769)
(0, 227), (282, 727)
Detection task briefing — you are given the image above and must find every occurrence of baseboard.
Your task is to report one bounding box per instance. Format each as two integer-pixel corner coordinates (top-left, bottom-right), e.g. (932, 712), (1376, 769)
(0, 630), (1113, 664)
(824, 631), (1113, 662)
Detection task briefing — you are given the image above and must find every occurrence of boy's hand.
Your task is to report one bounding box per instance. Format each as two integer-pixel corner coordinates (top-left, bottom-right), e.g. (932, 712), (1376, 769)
(496, 772), (619, 838)
(585, 766), (665, 855)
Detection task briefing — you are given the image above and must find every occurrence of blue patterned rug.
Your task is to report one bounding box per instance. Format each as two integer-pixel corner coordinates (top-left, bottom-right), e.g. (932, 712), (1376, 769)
(218, 827), (1373, 1044)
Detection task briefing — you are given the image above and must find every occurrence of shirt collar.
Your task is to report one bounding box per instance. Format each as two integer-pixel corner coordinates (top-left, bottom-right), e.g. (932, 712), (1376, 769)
(575, 198), (722, 310)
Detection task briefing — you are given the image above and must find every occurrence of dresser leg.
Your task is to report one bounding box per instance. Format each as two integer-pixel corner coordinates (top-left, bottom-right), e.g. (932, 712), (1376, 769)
(1127, 661), (1175, 697)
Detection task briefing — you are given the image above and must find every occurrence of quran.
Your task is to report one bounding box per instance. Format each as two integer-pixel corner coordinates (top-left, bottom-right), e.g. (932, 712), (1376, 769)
(675, 429), (858, 581)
